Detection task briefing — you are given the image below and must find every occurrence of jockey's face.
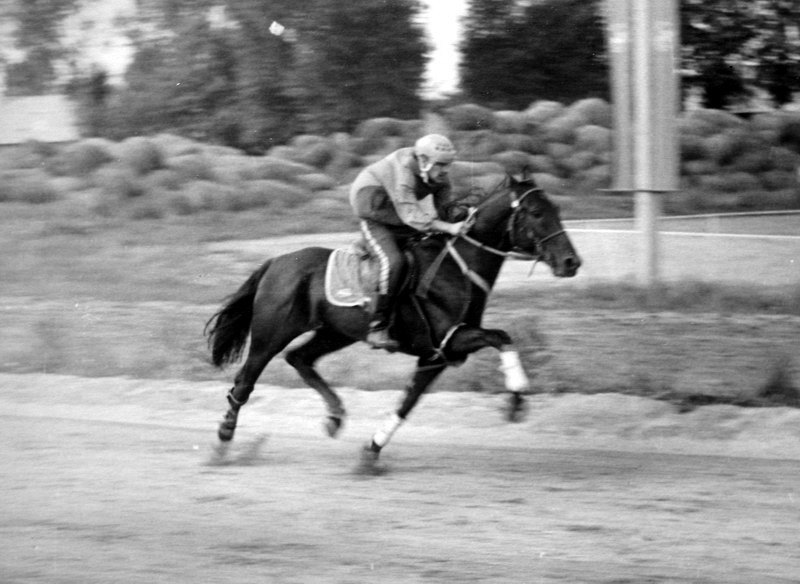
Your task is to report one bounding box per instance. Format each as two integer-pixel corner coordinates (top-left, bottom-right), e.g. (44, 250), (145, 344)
(426, 162), (451, 185)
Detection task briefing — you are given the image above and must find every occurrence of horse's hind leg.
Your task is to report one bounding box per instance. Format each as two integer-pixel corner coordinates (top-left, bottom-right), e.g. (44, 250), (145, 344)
(285, 328), (355, 437)
(219, 323), (306, 442)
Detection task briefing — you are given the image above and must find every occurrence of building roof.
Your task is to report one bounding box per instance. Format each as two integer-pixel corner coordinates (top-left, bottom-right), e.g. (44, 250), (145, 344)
(0, 94), (81, 145)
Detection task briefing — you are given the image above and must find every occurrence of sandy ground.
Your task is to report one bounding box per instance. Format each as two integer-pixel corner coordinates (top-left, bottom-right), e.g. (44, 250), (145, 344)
(2, 373), (800, 584)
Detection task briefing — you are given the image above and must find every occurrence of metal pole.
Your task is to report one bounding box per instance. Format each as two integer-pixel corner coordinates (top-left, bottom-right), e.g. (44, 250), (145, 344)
(632, 0), (659, 287)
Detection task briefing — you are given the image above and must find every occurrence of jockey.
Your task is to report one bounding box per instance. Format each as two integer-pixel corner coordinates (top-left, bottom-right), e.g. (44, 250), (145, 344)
(349, 133), (466, 350)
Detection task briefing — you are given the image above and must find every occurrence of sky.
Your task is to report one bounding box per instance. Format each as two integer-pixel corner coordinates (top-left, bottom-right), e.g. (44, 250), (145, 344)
(49, 0), (467, 97)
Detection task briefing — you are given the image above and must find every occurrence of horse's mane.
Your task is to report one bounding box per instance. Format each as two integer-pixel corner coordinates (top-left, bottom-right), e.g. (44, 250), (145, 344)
(442, 173), (537, 222)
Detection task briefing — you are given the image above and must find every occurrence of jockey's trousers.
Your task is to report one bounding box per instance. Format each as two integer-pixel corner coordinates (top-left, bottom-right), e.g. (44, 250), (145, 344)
(358, 219), (417, 297)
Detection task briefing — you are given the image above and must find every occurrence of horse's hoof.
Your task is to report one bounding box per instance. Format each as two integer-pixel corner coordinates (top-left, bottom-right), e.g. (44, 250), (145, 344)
(218, 425), (235, 442)
(355, 442), (385, 476)
(506, 392), (527, 423)
(324, 415), (344, 438)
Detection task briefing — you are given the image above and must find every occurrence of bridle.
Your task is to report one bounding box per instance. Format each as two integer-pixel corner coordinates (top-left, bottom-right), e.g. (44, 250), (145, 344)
(438, 183), (566, 294)
(458, 185), (566, 261)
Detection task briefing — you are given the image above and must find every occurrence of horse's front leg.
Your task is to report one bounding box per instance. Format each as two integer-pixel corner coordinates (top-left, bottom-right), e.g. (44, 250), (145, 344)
(361, 359), (447, 468)
(448, 326), (530, 422)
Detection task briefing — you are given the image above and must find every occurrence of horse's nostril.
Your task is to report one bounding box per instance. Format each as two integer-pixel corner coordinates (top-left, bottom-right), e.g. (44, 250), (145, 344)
(565, 255), (581, 270)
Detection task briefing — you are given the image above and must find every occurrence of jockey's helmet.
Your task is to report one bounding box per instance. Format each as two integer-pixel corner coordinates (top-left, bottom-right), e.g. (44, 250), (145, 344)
(414, 134), (456, 173)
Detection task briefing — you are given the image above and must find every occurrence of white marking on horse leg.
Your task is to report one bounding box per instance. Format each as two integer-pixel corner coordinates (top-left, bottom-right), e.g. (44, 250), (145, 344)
(372, 413), (403, 448)
(499, 350), (530, 392)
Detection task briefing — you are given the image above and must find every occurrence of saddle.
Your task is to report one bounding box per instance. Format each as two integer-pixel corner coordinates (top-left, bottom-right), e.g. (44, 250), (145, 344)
(324, 238), (437, 310)
(324, 242), (381, 308)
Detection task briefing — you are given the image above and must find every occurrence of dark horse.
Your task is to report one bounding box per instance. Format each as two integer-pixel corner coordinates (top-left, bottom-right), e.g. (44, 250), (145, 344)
(205, 171), (580, 465)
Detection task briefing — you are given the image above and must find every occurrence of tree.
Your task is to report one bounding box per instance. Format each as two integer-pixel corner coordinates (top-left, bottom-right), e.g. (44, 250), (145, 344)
(681, 0), (800, 108)
(4, 0), (79, 94)
(100, 0), (428, 148)
(293, 0), (428, 133)
(460, 0), (608, 109)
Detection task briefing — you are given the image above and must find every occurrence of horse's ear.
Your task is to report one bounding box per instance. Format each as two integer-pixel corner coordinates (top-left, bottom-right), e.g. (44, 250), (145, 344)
(520, 165), (532, 183)
(507, 172), (519, 186)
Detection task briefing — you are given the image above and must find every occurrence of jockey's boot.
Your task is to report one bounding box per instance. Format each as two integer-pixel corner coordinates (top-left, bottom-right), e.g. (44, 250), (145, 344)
(366, 295), (399, 351)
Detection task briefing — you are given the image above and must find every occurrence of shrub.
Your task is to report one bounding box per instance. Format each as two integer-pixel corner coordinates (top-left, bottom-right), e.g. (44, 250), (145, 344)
(449, 160), (505, 182)
(685, 108), (746, 132)
(574, 125), (611, 153)
(243, 179), (313, 209)
(702, 130), (749, 165)
(524, 100), (565, 125)
(239, 156), (315, 182)
(92, 164), (147, 199)
(167, 154), (217, 182)
(143, 168), (184, 192)
(777, 117), (800, 154)
(442, 103), (495, 131)
(731, 150), (775, 174)
(0, 169), (60, 203)
(45, 139), (115, 177)
(499, 133), (547, 154)
(560, 151), (597, 175)
(541, 111), (587, 143)
(527, 155), (558, 175)
(768, 147), (800, 171)
(492, 110), (530, 134)
(0, 141), (57, 170)
(576, 164), (611, 190)
(293, 172), (337, 192)
(490, 150), (534, 175)
(150, 133), (203, 157)
(760, 170), (796, 190)
(680, 133), (707, 161)
(452, 130), (506, 159)
(567, 98), (612, 128)
(353, 117), (408, 139)
(113, 137), (164, 175)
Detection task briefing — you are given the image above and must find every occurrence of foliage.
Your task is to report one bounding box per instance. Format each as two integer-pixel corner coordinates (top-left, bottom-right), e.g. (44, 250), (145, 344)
(68, 0), (427, 150)
(460, 0), (608, 109)
(681, 0), (800, 108)
(3, 0), (79, 94)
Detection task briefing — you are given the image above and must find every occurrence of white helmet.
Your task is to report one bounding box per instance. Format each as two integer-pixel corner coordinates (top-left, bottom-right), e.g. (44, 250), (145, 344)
(414, 134), (456, 173)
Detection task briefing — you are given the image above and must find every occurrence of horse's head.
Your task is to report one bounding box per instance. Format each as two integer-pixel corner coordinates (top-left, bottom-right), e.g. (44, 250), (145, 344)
(459, 170), (581, 278)
(505, 172), (581, 277)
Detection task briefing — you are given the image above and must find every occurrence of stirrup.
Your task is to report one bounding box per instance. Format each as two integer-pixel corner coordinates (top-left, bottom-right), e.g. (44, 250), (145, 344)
(366, 325), (399, 351)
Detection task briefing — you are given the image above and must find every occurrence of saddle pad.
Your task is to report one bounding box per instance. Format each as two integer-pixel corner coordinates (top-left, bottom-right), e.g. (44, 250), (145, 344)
(325, 247), (372, 307)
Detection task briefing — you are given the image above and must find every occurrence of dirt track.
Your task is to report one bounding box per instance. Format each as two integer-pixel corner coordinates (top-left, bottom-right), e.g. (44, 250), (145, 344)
(2, 374), (800, 584)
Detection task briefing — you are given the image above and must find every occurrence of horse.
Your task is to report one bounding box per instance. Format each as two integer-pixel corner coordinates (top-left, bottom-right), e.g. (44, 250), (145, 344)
(204, 171), (581, 467)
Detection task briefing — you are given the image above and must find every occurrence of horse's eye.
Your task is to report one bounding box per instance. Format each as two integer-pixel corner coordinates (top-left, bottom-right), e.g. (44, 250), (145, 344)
(531, 210), (543, 219)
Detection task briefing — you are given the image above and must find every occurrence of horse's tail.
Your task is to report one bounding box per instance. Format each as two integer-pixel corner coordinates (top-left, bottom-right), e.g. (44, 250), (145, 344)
(204, 260), (272, 368)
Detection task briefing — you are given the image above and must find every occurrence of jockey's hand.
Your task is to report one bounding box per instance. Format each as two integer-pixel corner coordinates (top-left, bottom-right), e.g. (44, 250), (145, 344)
(447, 221), (466, 236)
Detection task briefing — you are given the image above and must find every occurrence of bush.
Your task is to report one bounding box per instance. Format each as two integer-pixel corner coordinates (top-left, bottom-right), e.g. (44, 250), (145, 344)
(293, 172), (337, 192)
(492, 110), (530, 134)
(243, 179), (313, 209)
(0, 169), (60, 203)
(44, 139), (115, 177)
(574, 125), (611, 153)
(490, 150), (534, 175)
(113, 137), (164, 175)
(541, 110), (589, 143)
(524, 100), (565, 125)
(167, 154), (217, 182)
(499, 133), (547, 154)
(239, 156), (315, 182)
(92, 164), (147, 199)
(452, 130), (506, 159)
(567, 98), (612, 128)
(442, 103), (496, 131)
